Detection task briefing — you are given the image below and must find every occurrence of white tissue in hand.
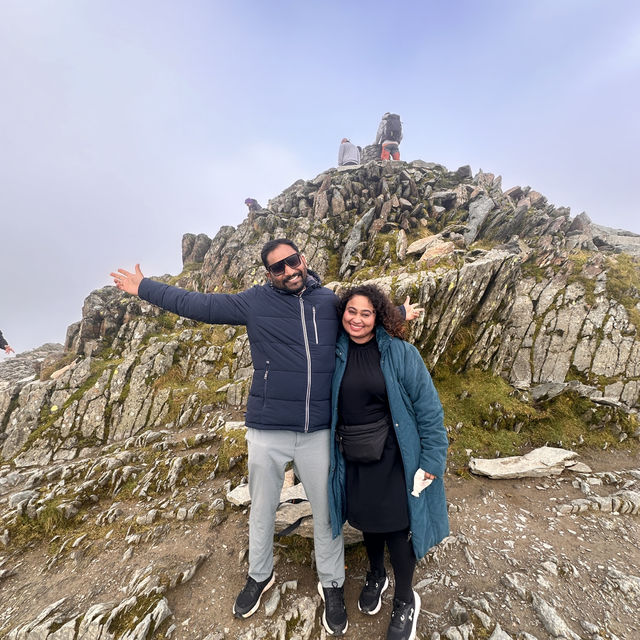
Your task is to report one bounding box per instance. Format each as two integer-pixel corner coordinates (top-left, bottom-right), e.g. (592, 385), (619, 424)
(411, 469), (433, 497)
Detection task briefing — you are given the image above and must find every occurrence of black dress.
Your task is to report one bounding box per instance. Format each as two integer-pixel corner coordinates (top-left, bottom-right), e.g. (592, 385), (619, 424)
(338, 337), (409, 533)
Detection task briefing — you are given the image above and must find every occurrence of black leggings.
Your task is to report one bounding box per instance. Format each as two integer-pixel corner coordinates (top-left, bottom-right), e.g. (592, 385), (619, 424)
(362, 529), (416, 602)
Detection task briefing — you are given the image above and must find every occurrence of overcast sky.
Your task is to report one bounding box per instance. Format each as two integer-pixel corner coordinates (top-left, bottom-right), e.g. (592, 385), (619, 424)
(1, 0), (639, 354)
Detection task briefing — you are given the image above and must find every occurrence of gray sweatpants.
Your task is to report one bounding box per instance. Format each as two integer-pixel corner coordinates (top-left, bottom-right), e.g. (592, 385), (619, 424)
(245, 427), (345, 588)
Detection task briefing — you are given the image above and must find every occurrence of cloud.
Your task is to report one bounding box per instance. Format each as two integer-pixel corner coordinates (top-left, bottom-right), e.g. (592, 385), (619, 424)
(201, 141), (315, 223)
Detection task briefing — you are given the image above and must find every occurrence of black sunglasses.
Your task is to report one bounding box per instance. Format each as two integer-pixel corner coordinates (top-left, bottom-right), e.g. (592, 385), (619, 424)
(267, 252), (302, 275)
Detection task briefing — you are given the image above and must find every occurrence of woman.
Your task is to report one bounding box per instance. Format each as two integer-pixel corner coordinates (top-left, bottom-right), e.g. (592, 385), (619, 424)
(328, 284), (449, 640)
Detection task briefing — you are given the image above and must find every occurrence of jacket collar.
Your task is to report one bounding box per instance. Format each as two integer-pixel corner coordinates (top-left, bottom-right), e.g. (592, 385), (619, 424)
(336, 324), (393, 361)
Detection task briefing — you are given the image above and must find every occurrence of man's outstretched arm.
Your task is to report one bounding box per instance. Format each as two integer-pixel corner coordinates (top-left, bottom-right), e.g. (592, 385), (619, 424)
(110, 264), (250, 326)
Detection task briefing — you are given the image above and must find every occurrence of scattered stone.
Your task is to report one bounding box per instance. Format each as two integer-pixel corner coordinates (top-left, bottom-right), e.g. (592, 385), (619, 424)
(264, 588), (281, 617)
(531, 593), (581, 639)
(470, 447), (578, 479)
(450, 602), (468, 625)
(488, 622), (513, 639)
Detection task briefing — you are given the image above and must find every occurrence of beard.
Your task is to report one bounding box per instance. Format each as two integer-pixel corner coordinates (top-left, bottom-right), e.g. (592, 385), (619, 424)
(272, 269), (306, 294)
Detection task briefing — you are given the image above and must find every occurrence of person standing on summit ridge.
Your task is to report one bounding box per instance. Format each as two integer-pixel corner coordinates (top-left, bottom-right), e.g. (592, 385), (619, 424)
(375, 113), (403, 161)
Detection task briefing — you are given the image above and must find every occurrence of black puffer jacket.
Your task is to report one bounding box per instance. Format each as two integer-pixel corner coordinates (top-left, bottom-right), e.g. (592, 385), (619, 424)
(0, 330), (8, 350)
(138, 272), (339, 432)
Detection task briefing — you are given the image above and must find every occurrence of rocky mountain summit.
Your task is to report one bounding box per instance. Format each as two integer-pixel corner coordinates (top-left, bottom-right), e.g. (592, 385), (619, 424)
(1, 158), (639, 639)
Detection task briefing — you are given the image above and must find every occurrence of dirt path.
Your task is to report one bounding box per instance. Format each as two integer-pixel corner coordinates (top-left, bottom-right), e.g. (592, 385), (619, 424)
(2, 448), (639, 639)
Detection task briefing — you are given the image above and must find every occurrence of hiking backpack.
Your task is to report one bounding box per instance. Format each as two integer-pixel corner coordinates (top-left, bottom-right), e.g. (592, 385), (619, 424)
(385, 114), (402, 142)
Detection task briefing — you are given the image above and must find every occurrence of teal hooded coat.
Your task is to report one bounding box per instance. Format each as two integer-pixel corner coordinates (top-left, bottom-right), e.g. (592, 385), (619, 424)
(328, 325), (449, 559)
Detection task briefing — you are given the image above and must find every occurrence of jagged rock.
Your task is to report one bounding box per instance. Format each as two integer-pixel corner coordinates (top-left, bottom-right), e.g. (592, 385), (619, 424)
(227, 481), (306, 507)
(500, 572), (528, 599)
(418, 237), (456, 266)
(531, 593), (580, 639)
(591, 224), (640, 258)
(488, 623), (513, 639)
(264, 587), (281, 616)
(557, 489), (640, 516)
(469, 447), (578, 479)
(450, 602), (469, 624)
(2, 157), (640, 639)
(339, 206), (376, 277)
(607, 567), (640, 598)
(464, 195), (495, 245)
(182, 232), (212, 265)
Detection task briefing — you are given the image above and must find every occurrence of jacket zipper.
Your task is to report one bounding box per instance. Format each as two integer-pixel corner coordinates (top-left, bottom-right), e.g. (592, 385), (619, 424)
(299, 297), (312, 432)
(312, 307), (318, 344)
(263, 360), (270, 406)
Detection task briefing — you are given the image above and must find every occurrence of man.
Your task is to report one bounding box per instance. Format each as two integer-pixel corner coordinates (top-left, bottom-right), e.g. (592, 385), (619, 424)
(111, 239), (421, 635)
(375, 113), (403, 161)
(338, 138), (361, 167)
(0, 330), (14, 354)
(113, 239), (349, 634)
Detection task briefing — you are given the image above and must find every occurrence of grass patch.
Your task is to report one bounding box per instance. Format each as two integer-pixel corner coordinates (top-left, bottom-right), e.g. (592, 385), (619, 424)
(217, 428), (248, 473)
(107, 593), (166, 637)
(10, 500), (78, 548)
(433, 367), (638, 472)
(181, 453), (219, 484)
(324, 249), (341, 283)
(275, 534), (315, 566)
(166, 262), (202, 287)
(40, 352), (77, 381)
(520, 256), (548, 282)
(605, 254), (640, 331)
(567, 251), (596, 304)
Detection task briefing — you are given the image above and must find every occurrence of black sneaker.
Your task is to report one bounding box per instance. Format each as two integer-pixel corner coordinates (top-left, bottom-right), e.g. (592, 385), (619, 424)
(233, 572), (275, 619)
(386, 590), (420, 640)
(317, 581), (348, 635)
(358, 570), (389, 615)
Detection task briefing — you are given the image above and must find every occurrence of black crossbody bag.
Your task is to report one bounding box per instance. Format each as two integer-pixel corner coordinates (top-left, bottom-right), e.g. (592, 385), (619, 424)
(336, 416), (390, 463)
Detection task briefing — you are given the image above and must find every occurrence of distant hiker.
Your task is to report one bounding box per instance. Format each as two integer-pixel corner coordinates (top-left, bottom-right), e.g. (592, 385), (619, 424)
(0, 329), (14, 354)
(375, 113), (403, 160)
(338, 138), (360, 166)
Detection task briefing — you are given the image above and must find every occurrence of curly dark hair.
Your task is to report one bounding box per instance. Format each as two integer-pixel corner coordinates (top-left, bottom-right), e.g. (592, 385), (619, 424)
(338, 284), (406, 339)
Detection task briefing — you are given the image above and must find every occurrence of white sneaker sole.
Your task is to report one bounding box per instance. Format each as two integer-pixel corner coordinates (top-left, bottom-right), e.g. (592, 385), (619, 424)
(407, 590), (421, 640)
(317, 581), (349, 636)
(233, 573), (275, 619)
(358, 575), (389, 615)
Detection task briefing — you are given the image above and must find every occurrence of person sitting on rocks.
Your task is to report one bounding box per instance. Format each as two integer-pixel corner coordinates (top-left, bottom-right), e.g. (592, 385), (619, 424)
(244, 198), (263, 214)
(338, 138), (361, 166)
(245, 198), (270, 224)
(375, 113), (403, 161)
(0, 329), (15, 354)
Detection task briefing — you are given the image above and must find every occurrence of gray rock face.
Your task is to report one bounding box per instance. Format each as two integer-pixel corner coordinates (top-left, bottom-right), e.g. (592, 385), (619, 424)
(1, 139), (640, 640)
(2, 158), (638, 474)
(464, 195), (495, 245)
(182, 232), (212, 265)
